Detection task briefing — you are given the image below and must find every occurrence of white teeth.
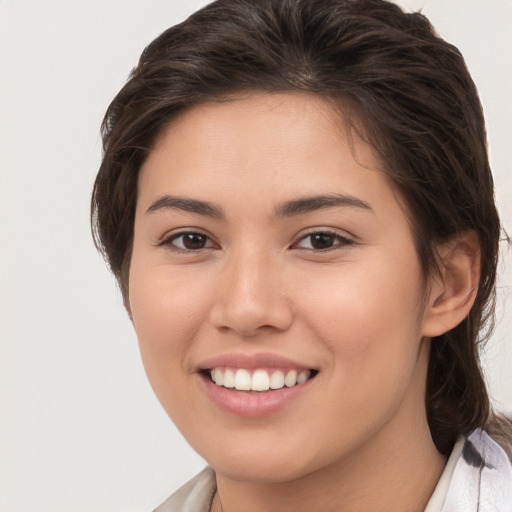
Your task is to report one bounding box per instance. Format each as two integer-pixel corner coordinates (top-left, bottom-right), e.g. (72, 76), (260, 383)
(211, 368), (224, 386)
(284, 369), (298, 387)
(269, 370), (285, 389)
(209, 367), (313, 391)
(234, 369), (251, 391)
(297, 370), (311, 384)
(251, 370), (270, 391)
(223, 368), (235, 388)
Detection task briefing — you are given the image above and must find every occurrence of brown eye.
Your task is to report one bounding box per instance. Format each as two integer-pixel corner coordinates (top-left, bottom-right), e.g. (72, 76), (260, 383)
(163, 232), (215, 251)
(182, 233), (208, 250)
(309, 233), (336, 250)
(295, 231), (353, 251)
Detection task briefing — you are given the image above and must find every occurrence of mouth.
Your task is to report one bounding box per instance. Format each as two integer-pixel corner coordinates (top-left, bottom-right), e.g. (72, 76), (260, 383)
(196, 353), (320, 416)
(201, 367), (318, 392)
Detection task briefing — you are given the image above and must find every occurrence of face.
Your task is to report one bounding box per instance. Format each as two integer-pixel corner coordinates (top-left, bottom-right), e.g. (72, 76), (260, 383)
(129, 92), (433, 483)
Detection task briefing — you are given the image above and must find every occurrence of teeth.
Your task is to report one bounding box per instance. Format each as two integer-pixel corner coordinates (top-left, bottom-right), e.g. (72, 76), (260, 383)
(209, 367), (313, 391)
(269, 370), (285, 389)
(234, 369), (251, 390)
(211, 368), (224, 386)
(251, 370), (270, 391)
(284, 369), (297, 387)
(223, 368), (235, 388)
(297, 370), (311, 384)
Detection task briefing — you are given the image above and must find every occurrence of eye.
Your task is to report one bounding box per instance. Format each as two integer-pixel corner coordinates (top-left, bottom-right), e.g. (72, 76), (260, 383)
(294, 231), (353, 251)
(161, 231), (217, 252)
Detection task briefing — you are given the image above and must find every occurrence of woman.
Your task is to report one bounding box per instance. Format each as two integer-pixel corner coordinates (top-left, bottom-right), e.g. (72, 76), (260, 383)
(91, 0), (512, 510)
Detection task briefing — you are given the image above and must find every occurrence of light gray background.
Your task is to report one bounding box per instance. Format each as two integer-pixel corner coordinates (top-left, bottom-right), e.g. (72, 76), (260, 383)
(0, 1), (510, 511)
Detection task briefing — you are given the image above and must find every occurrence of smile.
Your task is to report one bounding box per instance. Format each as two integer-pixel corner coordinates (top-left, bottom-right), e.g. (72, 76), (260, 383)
(209, 367), (314, 392)
(197, 353), (319, 416)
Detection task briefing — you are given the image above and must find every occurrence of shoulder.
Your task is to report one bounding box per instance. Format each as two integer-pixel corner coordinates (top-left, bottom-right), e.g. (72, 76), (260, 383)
(153, 467), (216, 512)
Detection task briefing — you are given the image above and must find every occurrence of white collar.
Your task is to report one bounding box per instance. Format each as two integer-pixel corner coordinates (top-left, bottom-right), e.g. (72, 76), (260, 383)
(442, 429), (512, 511)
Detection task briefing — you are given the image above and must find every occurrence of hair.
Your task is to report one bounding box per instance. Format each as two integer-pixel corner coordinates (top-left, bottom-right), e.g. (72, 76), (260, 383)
(91, 0), (506, 455)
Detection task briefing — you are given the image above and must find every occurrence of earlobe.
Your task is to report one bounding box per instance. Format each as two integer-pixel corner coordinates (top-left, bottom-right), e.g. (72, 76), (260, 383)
(422, 231), (481, 337)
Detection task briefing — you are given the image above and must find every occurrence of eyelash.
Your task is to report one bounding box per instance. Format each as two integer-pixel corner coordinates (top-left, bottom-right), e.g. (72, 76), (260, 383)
(159, 231), (217, 253)
(292, 230), (354, 252)
(159, 230), (354, 253)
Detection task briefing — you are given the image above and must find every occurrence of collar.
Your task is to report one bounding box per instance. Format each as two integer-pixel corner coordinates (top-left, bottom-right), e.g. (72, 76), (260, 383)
(442, 429), (512, 511)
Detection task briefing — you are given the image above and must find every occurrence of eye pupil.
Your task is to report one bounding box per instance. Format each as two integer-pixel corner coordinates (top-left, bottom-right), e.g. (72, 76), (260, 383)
(183, 233), (207, 249)
(310, 233), (334, 249)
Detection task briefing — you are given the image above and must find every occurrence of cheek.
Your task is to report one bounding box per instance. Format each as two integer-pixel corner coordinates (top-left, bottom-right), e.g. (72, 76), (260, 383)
(293, 248), (425, 375)
(291, 258), (428, 444)
(128, 261), (218, 428)
(128, 256), (211, 382)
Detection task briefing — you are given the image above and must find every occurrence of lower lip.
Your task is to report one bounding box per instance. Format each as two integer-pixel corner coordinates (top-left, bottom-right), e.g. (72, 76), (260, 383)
(198, 373), (314, 417)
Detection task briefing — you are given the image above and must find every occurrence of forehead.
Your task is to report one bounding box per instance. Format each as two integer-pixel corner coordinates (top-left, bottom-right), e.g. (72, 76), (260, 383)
(137, 92), (403, 221)
(149, 92), (352, 164)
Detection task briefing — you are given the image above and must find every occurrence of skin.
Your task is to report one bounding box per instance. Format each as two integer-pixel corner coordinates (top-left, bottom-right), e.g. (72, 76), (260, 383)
(128, 92), (472, 511)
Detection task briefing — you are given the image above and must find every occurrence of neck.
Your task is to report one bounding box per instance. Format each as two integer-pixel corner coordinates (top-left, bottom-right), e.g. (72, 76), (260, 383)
(212, 413), (446, 512)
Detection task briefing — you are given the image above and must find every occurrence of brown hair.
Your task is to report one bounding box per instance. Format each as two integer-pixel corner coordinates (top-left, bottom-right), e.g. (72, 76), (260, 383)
(91, 0), (504, 454)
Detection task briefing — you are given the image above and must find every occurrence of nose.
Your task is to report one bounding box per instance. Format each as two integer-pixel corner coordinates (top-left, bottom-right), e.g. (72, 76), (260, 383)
(208, 249), (294, 336)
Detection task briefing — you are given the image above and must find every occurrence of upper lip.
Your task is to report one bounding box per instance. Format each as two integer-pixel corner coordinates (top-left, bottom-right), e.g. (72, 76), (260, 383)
(197, 352), (317, 371)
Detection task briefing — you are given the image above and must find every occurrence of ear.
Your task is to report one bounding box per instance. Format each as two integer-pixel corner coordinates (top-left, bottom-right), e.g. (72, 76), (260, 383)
(422, 231), (481, 337)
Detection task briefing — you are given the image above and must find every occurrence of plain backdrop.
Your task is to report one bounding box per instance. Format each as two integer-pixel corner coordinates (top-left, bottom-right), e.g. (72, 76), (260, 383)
(0, 1), (510, 511)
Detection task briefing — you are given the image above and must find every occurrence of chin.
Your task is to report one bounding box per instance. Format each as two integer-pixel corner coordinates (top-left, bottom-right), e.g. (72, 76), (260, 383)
(193, 431), (330, 484)
(212, 454), (315, 484)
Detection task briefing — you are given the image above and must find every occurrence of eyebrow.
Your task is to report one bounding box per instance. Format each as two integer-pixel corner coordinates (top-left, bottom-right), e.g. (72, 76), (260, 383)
(145, 193), (373, 219)
(146, 195), (225, 219)
(274, 194), (373, 217)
